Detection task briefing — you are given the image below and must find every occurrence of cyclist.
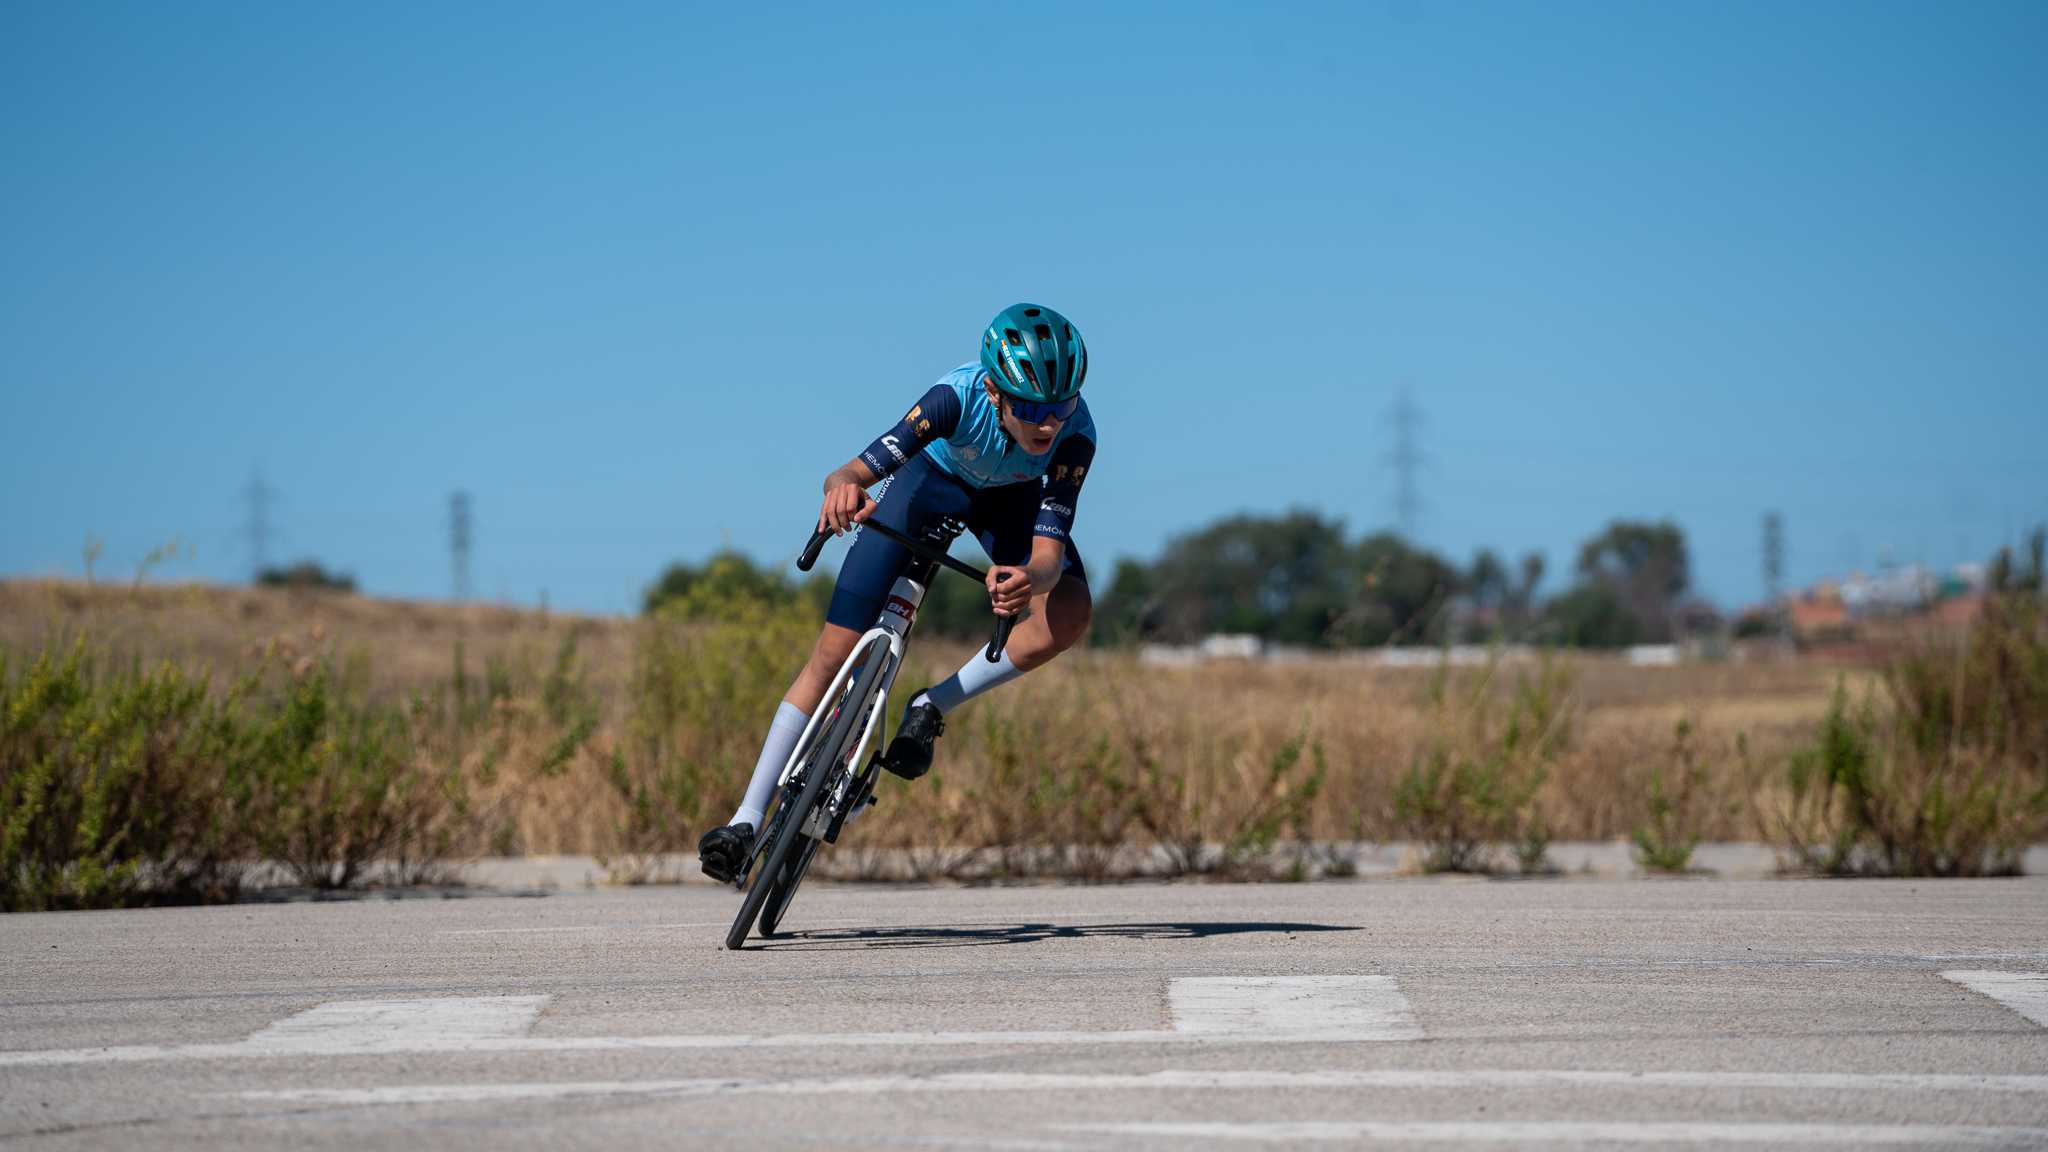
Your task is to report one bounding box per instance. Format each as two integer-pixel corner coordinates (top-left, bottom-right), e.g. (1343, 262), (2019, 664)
(698, 303), (1097, 882)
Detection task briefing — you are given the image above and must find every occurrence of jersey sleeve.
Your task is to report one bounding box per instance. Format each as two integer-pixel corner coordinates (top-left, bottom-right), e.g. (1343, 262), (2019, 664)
(1035, 432), (1095, 542)
(857, 383), (963, 480)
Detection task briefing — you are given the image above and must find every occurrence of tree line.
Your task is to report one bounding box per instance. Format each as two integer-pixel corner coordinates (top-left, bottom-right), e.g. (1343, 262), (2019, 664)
(645, 513), (1706, 650)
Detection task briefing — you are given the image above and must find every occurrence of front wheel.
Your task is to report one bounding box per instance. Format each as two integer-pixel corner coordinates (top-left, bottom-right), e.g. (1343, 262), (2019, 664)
(723, 651), (886, 951)
(758, 837), (820, 937)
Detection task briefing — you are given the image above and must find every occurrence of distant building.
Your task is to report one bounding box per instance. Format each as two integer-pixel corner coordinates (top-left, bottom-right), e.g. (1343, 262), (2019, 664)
(1767, 562), (1987, 652)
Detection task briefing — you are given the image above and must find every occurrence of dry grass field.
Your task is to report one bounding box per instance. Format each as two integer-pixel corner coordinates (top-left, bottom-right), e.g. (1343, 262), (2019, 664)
(1, 578), (1869, 881)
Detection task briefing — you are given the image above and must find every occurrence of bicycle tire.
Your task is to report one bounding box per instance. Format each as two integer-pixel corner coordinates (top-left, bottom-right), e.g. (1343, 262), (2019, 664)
(723, 651), (885, 950)
(758, 837), (820, 937)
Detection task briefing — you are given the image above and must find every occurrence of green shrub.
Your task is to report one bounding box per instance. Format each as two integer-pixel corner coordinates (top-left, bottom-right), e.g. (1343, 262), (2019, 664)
(256, 560), (356, 593)
(1, 645), (250, 909)
(1, 641), (466, 909)
(1394, 656), (1571, 873)
(248, 664), (448, 889)
(601, 591), (816, 878)
(1123, 715), (1326, 879)
(1632, 720), (1706, 873)
(1219, 723), (1326, 880)
(1778, 542), (2048, 876)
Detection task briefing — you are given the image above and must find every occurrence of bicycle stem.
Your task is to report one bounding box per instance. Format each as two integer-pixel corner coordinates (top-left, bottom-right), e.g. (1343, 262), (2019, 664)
(798, 522), (1016, 662)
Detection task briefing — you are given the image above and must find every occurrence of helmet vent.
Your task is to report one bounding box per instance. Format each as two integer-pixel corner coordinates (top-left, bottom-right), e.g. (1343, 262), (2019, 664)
(1005, 328), (1023, 346)
(1034, 324), (1052, 342)
(1017, 360), (1040, 388)
(1022, 307), (1041, 317)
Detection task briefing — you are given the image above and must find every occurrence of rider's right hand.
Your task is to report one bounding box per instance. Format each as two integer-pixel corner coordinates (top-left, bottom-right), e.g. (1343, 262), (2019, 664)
(820, 483), (875, 535)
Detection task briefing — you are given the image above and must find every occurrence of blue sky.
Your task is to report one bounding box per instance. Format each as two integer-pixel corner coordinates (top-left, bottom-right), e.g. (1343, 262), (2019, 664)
(5, 1), (2043, 614)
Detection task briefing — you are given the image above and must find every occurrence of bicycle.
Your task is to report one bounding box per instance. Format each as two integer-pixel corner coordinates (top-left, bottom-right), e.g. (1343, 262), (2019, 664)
(721, 514), (1014, 950)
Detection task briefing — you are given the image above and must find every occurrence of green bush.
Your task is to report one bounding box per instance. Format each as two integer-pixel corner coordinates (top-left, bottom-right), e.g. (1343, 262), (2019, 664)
(0, 642), (467, 909)
(1394, 657), (1571, 873)
(256, 560), (356, 593)
(1122, 716), (1326, 879)
(1, 646), (248, 909)
(600, 590), (816, 879)
(1778, 539), (2048, 876)
(1632, 720), (1707, 874)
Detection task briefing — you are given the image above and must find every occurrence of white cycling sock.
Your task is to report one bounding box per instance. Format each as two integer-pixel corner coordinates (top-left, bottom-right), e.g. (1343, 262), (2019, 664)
(923, 650), (1027, 715)
(733, 700), (809, 829)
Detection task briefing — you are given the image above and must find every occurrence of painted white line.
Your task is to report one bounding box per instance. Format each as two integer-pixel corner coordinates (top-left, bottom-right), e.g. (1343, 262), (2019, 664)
(1, 975), (1423, 1067)
(1170, 976), (1420, 1041)
(1945, 971), (2048, 1028)
(2, 1028), (1403, 1067)
(238, 996), (548, 1055)
(438, 926), (626, 936)
(1058, 1121), (2048, 1145)
(228, 1069), (2048, 1106)
(0, 997), (549, 1066)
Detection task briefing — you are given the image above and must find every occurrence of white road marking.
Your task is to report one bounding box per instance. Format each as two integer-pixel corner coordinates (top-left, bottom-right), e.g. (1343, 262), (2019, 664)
(1058, 1121), (2048, 1145)
(438, 926), (639, 936)
(0, 975), (1420, 1066)
(1, 1028), (1393, 1066)
(1945, 970), (2048, 1028)
(0, 996), (549, 1066)
(1170, 976), (1420, 1041)
(228, 1069), (2048, 1106)
(238, 997), (548, 1055)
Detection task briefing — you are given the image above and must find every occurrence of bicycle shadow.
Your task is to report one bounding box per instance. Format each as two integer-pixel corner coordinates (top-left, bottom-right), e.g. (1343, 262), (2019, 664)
(754, 921), (1360, 951)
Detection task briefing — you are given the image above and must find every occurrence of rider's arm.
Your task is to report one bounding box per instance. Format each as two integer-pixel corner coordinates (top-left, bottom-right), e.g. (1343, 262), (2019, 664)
(996, 433), (1096, 602)
(1034, 433), (1095, 551)
(822, 384), (968, 533)
(856, 383), (964, 480)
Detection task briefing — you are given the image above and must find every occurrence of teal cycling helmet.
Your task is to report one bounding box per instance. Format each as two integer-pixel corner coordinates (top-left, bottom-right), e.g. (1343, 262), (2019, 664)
(980, 303), (1087, 403)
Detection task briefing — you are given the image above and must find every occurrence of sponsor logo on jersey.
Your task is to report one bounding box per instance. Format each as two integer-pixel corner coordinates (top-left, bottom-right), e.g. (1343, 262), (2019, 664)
(881, 434), (906, 463)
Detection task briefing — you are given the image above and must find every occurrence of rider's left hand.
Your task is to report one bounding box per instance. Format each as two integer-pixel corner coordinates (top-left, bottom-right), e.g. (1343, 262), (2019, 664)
(987, 566), (1034, 617)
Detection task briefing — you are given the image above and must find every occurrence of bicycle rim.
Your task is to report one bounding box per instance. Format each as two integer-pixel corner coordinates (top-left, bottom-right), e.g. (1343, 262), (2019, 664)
(723, 651), (885, 951)
(758, 837), (820, 937)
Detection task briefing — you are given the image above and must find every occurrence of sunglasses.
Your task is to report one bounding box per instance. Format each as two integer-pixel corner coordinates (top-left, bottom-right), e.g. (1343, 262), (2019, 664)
(1005, 395), (1080, 425)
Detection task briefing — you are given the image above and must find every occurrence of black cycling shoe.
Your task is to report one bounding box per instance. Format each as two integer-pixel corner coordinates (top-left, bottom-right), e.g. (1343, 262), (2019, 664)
(697, 822), (755, 884)
(882, 695), (945, 781)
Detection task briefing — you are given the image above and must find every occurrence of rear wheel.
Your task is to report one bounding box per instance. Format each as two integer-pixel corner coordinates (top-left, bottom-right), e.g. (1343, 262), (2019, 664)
(723, 650), (886, 951)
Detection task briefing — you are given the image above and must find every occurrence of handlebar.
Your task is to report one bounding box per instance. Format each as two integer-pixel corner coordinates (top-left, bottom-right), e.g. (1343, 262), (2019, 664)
(798, 520), (1015, 662)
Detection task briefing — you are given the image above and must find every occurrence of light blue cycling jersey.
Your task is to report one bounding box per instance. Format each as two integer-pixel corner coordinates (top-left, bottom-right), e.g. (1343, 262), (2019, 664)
(920, 364), (1096, 489)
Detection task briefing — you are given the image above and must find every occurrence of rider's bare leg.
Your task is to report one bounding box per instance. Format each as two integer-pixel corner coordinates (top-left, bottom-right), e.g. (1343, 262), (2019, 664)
(785, 623), (863, 713)
(1003, 577), (1094, 671)
(728, 623), (864, 828)
(921, 578), (1092, 714)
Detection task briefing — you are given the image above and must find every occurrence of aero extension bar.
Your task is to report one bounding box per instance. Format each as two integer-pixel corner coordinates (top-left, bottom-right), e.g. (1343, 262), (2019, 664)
(798, 520), (1016, 662)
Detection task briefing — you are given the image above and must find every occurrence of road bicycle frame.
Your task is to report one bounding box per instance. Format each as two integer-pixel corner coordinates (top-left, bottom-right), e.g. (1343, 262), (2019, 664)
(771, 571), (917, 794)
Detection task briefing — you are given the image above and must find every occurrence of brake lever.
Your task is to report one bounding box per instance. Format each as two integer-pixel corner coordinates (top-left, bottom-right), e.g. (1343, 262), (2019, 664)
(986, 613), (1016, 662)
(797, 527), (833, 572)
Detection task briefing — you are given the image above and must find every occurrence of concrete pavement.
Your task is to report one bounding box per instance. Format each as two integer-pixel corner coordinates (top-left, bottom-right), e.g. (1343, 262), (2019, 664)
(3, 877), (2047, 1149)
